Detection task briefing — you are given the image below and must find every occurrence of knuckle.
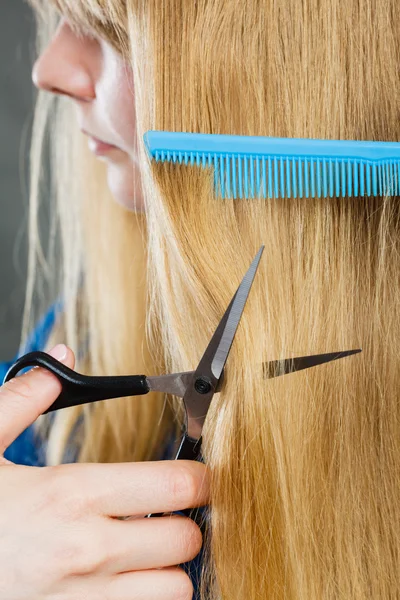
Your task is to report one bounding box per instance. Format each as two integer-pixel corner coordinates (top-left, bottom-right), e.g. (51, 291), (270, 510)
(52, 536), (83, 574)
(53, 528), (108, 576)
(53, 535), (100, 576)
(172, 569), (194, 600)
(43, 465), (90, 520)
(74, 533), (108, 574)
(1, 375), (34, 402)
(169, 465), (199, 506)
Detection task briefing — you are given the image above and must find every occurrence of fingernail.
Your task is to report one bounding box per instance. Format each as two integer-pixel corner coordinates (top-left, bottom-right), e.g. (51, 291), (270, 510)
(48, 344), (68, 361)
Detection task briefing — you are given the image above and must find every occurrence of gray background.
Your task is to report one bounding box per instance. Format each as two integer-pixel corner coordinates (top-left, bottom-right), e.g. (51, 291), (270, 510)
(0, 1), (36, 362)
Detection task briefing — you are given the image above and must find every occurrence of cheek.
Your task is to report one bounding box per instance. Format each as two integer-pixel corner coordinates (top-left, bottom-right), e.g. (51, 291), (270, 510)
(115, 78), (136, 143)
(97, 59), (136, 153)
(112, 70), (136, 147)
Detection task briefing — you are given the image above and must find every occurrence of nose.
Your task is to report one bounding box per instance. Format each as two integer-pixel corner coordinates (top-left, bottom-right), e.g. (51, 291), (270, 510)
(32, 19), (96, 102)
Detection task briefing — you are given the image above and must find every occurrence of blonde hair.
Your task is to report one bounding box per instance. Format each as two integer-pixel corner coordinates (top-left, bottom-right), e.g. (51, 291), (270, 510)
(24, 0), (399, 597)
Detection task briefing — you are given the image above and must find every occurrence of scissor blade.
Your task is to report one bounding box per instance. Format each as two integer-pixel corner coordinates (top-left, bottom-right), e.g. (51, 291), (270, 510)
(210, 246), (265, 381)
(147, 349), (362, 396)
(189, 246), (264, 387)
(180, 247), (264, 439)
(264, 349), (362, 378)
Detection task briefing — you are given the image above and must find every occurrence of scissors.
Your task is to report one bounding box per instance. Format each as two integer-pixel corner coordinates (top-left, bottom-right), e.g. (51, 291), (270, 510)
(3, 245), (361, 524)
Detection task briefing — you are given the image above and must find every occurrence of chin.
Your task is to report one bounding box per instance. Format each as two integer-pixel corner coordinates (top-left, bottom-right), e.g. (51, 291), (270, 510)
(107, 164), (145, 213)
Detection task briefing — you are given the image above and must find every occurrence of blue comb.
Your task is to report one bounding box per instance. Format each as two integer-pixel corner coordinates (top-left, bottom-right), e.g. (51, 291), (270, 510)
(144, 131), (400, 199)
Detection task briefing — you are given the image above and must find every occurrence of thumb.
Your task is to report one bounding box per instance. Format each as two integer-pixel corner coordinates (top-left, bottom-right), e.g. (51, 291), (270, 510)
(0, 344), (75, 457)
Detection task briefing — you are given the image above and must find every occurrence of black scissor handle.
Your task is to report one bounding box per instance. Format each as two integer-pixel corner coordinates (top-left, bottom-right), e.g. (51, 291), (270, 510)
(175, 432), (203, 461)
(3, 351), (150, 413)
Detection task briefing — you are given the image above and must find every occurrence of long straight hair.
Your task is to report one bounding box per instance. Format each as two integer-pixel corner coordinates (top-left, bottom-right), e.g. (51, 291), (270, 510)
(25, 0), (400, 597)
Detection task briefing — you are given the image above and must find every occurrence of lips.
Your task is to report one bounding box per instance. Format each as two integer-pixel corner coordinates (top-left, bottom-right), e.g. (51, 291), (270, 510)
(81, 129), (119, 156)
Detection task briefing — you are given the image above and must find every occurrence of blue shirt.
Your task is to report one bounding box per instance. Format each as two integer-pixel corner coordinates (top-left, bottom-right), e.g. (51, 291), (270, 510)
(0, 302), (204, 598)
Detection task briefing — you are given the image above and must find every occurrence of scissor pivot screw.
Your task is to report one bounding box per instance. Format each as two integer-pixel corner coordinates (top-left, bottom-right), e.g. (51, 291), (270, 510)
(194, 376), (213, 395)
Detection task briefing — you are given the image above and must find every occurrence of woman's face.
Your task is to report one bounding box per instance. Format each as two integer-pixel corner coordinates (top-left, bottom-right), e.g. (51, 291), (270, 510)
(32, 18), (143, 212)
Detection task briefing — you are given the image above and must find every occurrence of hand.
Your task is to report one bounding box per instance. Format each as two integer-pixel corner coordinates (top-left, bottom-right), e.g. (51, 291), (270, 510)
(0, 344), (210, 600)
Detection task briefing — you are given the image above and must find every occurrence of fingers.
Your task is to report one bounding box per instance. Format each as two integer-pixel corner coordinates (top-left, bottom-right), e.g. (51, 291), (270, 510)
(105, 568), (194, 600)
(54, 459), (210, 517)
(85, 514), (203, 574)
(0, 463), (203, 599)
(0, 345), (75, 454)
(53, 567), (194, 600)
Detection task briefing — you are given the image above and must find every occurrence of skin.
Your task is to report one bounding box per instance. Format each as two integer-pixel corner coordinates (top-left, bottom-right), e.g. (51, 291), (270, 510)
(0, 19), (210, 599)
(32, 17), (144, 212)
(0, 346), (210, 598)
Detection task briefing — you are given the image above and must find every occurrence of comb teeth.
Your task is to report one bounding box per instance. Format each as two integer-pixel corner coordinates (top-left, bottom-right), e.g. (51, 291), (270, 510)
(146, 132), (400, 199)
(152, 152), (399, 199)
